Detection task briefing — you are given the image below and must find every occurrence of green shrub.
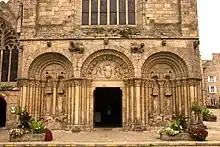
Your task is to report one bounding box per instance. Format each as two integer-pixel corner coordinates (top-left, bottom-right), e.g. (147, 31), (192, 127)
(28, 120), (45, 134)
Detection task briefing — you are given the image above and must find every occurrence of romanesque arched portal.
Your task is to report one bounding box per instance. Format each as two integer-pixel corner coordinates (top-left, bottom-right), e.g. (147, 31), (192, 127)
(81, 49), (135, 129)
(141, 52), (189, 126)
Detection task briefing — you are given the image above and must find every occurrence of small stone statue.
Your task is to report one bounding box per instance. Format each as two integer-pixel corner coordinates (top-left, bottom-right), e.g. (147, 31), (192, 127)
(69, 41), (84, 54)
(131, 42), (145, 53)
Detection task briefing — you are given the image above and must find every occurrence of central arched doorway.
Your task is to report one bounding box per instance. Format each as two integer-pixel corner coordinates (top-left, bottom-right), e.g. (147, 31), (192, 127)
(0, 97), (7, 127)
(94, 87), (122, 128)
(81, 49), (134, 129)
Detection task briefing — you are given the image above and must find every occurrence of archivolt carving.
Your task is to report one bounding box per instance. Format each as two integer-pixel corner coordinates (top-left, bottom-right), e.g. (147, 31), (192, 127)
(141, 52), (188, 78)
(28, 52), (73, 79)
(81, 49), (134, 79)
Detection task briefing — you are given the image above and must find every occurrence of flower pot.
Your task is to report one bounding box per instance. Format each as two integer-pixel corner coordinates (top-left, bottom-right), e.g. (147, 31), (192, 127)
(160, 133), (193, 141)
(9, 133), (45, 142)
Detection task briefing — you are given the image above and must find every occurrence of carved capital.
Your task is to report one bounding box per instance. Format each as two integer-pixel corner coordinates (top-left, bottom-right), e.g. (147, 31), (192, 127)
(86, 80), (92, 87)
(176, 80), (182, 87)
(124, 80), (129, 87)
(18, 78), (28, 87)
(74, 79), (82, 87)
(158, 79), (165, 87)
(133, 79), (142, 87)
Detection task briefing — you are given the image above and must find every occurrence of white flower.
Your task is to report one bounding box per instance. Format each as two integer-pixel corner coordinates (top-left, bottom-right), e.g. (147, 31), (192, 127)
(11, 107), (16, 114)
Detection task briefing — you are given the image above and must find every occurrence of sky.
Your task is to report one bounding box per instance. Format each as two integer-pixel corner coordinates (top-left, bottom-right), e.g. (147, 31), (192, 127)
(1, 0), (220, 60)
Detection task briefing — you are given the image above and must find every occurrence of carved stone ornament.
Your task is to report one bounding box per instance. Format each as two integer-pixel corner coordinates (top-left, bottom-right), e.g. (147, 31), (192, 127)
(193, 40), (200, 50)
(58, 87), (64, 94)
(165, 88), (172, 96)
(91, 61), (124, 79)
(131, 42), (145, 53)
(45, 87), (52, 94)
(69, 41), (84, 54)
(152, 80), (159, 96)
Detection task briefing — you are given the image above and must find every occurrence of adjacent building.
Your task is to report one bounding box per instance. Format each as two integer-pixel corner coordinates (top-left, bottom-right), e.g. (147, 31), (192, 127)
(202, 53), (220, 106)
(0, 0), (202, 131)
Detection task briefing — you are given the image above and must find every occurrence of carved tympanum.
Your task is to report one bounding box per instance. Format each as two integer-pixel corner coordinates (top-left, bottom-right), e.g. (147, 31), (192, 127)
(131, 42), (145, 53)
(91, 61), (123, 79)
(69, 41), (84, 54)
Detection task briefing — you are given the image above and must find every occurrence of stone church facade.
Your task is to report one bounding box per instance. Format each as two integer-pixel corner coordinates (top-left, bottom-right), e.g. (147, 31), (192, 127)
(0, 0), (202, 131)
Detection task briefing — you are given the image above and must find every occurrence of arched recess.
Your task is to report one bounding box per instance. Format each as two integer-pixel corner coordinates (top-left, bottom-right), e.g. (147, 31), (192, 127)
(141, 52), (188, 79)
(0, 17), (19, 82)
(81, 49), (134, 80)
(0, 96), (7, 127)
(141, 52), (189, 120)
(28, 52), (73, 79)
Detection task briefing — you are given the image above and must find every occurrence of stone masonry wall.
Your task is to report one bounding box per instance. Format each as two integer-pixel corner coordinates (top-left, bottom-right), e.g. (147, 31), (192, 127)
(145, 0), (180, 24)
(203, 54), (220, 105)
(20, 39), (201, 79)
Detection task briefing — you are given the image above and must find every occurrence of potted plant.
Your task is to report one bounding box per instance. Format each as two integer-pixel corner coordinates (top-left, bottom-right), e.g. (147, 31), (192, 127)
(202, 108), (217, 122)
(189, 125), (208, 141)
(8, 106), (49, 142)
(158, 115), (192, 141)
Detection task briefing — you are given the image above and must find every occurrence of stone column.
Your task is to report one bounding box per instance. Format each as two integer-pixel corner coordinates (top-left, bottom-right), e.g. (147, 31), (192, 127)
(52, 80), (58, 115)
(67, 80), (72, 126)
(176, 79), (182, 114)
(188, 79), (195, 104)
(35, 80), (41, 119)
(28, 80), (34, 113)
(158, 80), (164, 115)
(40, 80), (46, 117)
(121, 86), (126, 129)
(144, 80), (149, 127)
(20, 78), (28, 108)
(70, 80), (75, 125)
(182, 79), (188, 116)
(74, 79), (81, 125)
(124, 79), (130, 129)
(141, 80), (145, 126)
(81, 80), (86, 126)
(129, 79), (134, 127)
(86, 80), (92, 129)
(134, 79), (141, 123)
(171, 80), (176, 116)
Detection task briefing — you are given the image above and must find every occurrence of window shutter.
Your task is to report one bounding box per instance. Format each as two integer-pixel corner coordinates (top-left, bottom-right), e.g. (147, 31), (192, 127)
(214, 76), (217, 82)
(214, 86), (217, 93)
(208, 76), (210, 82)
(208, 86), (211, 93)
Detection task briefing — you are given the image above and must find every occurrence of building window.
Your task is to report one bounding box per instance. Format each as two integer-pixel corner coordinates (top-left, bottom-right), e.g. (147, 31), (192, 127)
(208, 76), (216, 82)
(209, 86), (217, 93)
(0, 18), (19, 82)
(82, 0), (135, 25)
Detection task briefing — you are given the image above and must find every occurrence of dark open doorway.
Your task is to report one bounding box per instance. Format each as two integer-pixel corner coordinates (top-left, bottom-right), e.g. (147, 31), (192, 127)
(94, 87), (122, 128)
(0, 97), (7, 127)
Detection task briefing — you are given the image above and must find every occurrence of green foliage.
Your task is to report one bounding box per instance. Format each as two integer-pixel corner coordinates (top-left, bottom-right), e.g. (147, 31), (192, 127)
(170, 119), (181, 131)
(9, 106), (46, 138)
(190, 102), (204, 114)
(202, 108), (217, 121)
(158, 115), (188, 136)
(11, 106), (32, 130)
(28, 120), (45, 134)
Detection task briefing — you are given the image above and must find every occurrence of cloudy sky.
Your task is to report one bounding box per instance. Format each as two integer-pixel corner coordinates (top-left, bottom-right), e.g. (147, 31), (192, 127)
(1, 0), (219, 60)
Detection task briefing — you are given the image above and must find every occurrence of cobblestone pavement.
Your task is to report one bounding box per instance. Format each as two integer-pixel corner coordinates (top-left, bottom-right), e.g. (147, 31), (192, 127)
(0, 109), (219, 143)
